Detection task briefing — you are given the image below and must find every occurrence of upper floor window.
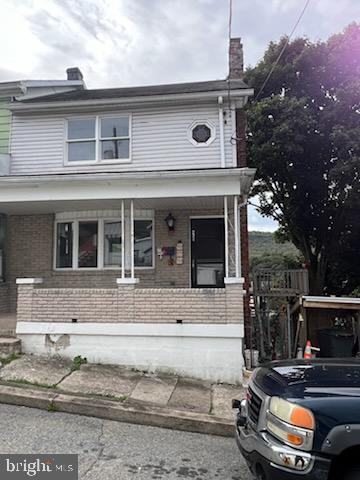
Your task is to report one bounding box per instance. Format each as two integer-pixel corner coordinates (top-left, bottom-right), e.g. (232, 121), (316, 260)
(187, 120), (216, 147)
(66, 115), (130, 164)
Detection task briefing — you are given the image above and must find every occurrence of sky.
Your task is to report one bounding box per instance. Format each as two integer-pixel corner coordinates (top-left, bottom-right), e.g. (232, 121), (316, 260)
(1, 0), (358, 230)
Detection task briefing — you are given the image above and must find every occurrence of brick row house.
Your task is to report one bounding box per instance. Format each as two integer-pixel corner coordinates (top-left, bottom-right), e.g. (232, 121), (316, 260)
(0, 39), (255, 383)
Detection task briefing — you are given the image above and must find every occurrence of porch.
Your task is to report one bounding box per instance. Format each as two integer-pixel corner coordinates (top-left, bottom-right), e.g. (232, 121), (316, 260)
(0, 168), (254, 382)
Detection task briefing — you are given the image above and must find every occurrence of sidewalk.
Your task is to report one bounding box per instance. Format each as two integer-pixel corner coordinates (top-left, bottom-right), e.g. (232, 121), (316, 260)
(0, 355), (246, 437)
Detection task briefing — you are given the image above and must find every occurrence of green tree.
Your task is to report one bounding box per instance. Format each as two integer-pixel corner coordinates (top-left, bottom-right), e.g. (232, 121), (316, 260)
(245, 23), (360, 295)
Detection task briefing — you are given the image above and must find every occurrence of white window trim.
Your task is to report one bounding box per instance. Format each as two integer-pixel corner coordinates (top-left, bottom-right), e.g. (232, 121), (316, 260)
(187, 120), (216, 147)
(54, 214), (154, 271)
(64, 114), (132, 166)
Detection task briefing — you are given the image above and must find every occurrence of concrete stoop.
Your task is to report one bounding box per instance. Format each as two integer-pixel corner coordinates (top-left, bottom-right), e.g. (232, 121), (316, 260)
(0, 337), (21, 360)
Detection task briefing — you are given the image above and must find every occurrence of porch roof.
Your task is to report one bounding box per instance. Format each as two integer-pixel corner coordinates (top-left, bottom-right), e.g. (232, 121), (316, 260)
(0, 167), (255, 214)
(300, 296), (360, 311)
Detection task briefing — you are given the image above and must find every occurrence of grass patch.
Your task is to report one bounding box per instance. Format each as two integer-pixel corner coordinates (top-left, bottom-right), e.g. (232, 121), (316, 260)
(89, 392), (128, 402)
(9, 378), (57, 389)
(1, 353), (21, 365)
(110, 394), (127, 402)
(47, 401), (58, 412)
(71, 355), (87, 372)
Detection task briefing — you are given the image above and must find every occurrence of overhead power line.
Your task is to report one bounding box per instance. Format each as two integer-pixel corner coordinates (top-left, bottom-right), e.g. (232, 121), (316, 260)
(254, 0), (311, 102)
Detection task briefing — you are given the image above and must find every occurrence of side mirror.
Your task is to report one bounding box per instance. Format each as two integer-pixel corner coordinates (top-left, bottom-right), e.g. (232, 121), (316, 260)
(232, 398), (242, 409)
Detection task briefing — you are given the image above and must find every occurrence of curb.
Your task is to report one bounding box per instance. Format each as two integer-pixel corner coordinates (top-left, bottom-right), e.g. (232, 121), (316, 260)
(0, 383), (234, 437)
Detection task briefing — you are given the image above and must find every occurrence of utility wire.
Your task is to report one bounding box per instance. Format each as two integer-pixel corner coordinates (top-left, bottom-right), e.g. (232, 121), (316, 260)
(254, 0), (311, 102)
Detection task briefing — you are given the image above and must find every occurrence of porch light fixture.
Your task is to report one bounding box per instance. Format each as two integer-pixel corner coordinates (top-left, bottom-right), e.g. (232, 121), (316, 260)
(165, 213), (176, 231)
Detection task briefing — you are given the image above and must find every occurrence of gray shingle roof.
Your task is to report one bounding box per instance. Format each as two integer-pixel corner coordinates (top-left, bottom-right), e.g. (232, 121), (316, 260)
(21, 79), (249, 103)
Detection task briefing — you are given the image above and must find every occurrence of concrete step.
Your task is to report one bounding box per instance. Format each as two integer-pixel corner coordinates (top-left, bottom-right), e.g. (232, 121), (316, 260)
(0, 337), (21, 359)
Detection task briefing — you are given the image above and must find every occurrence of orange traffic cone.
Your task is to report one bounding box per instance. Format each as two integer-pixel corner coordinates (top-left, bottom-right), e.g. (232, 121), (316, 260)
(304, 340), (312, 359)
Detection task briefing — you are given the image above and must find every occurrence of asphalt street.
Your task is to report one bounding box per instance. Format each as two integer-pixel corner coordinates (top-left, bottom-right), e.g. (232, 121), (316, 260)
(0, 404), (252, 479)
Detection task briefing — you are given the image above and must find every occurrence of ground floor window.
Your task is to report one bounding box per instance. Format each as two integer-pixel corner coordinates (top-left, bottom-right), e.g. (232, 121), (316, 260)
(56, 222), (73, 268)
(104, 220), (122, 267)
(134, 219), (153, 267)
(55, 217), (153, 270)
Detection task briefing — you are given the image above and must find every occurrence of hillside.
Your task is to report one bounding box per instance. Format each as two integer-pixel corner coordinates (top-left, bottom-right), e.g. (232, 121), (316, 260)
(249, 231), (299, 258)
(249, 231), (301, 272)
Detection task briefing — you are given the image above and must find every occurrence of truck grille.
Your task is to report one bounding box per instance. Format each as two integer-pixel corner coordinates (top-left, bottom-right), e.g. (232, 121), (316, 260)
(248, 387), (262, 425)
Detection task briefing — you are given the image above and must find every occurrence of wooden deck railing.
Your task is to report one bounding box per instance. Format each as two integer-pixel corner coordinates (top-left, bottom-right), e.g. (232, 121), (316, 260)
(253, 269), (309, 297)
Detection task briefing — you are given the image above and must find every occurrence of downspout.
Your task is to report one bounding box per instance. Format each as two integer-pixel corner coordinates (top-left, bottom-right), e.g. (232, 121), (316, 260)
(218, 96), (225, 168)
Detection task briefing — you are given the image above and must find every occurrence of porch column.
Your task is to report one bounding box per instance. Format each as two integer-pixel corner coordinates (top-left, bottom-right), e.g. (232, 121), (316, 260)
(225, 195), (243, 282)
(130, 199), (135, 279)
(224, 196), (229, 278)
(234, 195), (241, 278)
(121, 200), (125, 279)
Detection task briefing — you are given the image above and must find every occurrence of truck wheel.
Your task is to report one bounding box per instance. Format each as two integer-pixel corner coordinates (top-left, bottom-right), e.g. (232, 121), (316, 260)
(343, 465), (360, 480)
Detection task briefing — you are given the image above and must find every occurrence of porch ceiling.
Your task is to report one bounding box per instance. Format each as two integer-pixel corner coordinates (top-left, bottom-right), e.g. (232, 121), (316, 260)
(0, 196), (225, 215)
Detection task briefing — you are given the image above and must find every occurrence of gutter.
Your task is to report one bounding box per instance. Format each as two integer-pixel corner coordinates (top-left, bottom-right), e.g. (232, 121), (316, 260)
(7, 89), (254, 113)
(218, 96), (225, 168)
(0, 82), (26, 98)
(0, 167), (256, 186)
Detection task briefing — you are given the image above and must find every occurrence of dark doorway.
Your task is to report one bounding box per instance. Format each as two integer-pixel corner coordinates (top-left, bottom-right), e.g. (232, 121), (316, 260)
(191, 218), (225, 288)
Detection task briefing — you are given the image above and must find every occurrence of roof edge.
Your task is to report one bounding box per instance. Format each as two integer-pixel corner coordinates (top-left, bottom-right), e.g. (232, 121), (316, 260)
(8, 88), (254, 112)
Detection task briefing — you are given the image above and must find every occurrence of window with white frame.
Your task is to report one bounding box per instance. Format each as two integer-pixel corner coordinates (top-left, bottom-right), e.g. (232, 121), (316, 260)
(55, 217), (153, 269)
(66, 115), (130, 164)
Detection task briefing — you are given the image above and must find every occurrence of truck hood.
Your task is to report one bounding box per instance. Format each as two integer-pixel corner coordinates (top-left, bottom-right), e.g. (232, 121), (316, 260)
(253, 359), (360, 399)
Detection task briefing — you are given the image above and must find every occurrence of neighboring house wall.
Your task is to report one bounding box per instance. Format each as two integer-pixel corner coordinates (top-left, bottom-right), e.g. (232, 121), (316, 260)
(10, 103), (235, 175)
(0, 99), (11, 154)
(6, 208), (236, 312)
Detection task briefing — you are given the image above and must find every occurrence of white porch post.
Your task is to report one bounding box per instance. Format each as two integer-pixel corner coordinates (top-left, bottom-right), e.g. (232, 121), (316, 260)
(234, 195), (240, 278)
(121, 200), (125, 279)
(130, 199), (135, 279)
(224, 196), (229, 278)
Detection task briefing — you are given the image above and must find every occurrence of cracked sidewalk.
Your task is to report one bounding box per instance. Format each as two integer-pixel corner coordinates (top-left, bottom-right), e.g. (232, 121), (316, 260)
(0, 354), (246, 435)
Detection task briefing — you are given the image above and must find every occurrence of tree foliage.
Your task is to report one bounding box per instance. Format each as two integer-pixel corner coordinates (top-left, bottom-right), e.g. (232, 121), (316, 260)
(245, 23), (360, 295)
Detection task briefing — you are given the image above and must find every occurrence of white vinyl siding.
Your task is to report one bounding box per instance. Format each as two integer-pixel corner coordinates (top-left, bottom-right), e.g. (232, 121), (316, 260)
(10, 103), (235, 175)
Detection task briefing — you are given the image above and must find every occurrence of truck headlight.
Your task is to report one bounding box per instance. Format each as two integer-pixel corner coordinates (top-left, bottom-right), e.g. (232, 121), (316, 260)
(267, 397), (315, 451)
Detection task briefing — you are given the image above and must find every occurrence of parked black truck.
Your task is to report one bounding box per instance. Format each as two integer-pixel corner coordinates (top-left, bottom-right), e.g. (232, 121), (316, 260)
(233, 359), (360, 480)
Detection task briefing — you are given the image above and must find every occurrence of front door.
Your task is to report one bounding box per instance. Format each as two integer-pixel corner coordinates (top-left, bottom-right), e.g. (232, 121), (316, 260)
(191, 218), (225, 288)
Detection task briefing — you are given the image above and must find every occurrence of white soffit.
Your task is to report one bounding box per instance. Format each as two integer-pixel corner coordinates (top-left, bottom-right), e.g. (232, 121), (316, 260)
(0, 168), (256, 206)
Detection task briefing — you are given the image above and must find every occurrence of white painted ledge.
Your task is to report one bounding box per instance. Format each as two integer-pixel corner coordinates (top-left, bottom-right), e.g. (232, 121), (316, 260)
(116, 278), (139, 285)
(224, 277), (245, 284)
(16, 278), (43, 285)
(16, 322), (244, 338)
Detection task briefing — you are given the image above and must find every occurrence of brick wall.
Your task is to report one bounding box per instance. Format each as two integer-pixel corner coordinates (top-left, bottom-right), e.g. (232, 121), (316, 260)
(0, 283), (9, 312)
(17, 281), (244, 324)
(236, 105), (251, 344)
(7, 214), (54, 311)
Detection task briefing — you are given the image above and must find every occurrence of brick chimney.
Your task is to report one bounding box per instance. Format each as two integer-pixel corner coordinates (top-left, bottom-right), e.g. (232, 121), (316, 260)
(66, 67), (83, 81)
(229, 38), (244, 79)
